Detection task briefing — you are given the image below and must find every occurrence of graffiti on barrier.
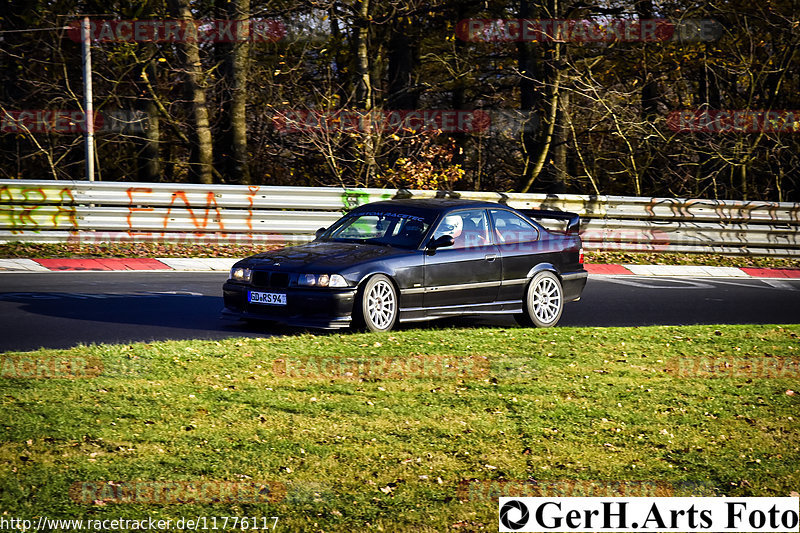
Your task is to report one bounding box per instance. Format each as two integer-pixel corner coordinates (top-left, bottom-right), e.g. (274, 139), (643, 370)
(0, 184), (371, 244)
(0, 185), (77, 233)
(643, 197), (800, 224)
(126, 187), (227, 234)
(0, 182), (798, 254)
(341, 188), (393, 212)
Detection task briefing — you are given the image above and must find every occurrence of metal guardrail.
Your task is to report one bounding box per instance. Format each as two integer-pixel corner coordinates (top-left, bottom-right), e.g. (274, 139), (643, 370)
(1, 180), (798, 256)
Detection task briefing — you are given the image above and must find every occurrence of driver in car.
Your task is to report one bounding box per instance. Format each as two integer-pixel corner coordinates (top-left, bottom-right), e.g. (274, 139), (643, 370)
(434, 214), (464, 246)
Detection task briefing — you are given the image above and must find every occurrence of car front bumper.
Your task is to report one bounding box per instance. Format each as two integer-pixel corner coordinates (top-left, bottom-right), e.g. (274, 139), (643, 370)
(222, 281), (358, 329)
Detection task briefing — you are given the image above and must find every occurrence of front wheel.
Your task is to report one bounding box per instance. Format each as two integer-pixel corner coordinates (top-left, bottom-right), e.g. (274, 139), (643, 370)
(357, 274), (399, 332)
(515, 271), (563, 328)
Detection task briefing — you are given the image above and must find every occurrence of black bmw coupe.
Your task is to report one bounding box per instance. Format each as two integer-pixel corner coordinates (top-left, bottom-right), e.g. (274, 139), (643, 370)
(222, 198), (587, 331)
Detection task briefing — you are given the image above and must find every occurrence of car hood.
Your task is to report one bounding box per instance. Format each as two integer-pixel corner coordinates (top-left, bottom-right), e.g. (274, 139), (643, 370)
(242, 241), (412, 272)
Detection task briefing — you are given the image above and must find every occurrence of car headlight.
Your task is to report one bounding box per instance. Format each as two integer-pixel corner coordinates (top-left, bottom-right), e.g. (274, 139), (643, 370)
(230, 267), (252, 282)
(298, 274), (348, 288)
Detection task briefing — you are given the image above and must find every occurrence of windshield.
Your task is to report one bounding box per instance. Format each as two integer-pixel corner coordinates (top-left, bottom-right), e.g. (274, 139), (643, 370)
(324, 209), (434, 249)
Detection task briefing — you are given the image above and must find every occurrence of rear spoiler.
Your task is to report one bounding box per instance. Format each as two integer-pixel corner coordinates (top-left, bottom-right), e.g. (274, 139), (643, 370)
(520, 209), (581, 236)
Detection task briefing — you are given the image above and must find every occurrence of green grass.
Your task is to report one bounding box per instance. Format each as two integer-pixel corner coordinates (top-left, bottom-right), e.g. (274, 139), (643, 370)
(1, 325), (799, 532)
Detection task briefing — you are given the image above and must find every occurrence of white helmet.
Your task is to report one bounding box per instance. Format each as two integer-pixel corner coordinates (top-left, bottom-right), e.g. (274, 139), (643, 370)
(436, 214), (463, 238)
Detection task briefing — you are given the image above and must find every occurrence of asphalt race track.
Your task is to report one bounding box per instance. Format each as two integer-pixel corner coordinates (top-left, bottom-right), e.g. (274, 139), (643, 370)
(1, 272), (799, 352)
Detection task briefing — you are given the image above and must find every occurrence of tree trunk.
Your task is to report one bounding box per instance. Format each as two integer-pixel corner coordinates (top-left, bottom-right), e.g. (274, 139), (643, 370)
(355, 0), (376, 186)
(386, 15), (419, 178)
(551, 89), (569, 192)
(451, 3), (468, 186)
(227, 0), (251, 184)
(137, 54), (161, 182)
(386, 18), (417, 110)
(0, 0), (29, 178)
(696, 46), (721, 196)
(518, 0), (563, 194)
(168, 0), (214, 184)
(636, 0), (660, 195)
(137, 99), (161, 182)
(636, 0), (659, 121)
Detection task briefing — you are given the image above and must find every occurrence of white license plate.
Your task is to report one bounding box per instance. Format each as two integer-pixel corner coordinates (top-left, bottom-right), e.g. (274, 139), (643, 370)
(248, 291), (287, 305)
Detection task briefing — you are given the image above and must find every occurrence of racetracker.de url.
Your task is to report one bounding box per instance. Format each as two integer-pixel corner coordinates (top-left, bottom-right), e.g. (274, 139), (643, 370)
(0, 516), (279, 531)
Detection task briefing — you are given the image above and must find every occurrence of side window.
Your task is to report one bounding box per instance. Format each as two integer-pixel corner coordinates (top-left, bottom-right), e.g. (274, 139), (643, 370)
(490, 209), (540, 244)
(432, 209), (490, 249)
(391, 217), (430, 248)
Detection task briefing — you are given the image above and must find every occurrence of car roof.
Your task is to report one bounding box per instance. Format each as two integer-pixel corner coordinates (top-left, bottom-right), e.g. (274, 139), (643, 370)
(355, 198), (506, 212)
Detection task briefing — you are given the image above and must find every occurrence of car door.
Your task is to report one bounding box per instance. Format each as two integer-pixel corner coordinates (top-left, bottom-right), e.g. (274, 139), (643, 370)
(423, 208), (502, 313)
(489, 209), (559, 302)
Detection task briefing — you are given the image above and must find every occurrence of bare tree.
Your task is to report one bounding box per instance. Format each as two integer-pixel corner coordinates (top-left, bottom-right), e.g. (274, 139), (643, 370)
(167, 0), (214, 184)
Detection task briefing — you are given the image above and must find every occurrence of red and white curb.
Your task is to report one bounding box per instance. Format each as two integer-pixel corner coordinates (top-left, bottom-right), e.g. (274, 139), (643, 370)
(0, 258), (237, 272)
(584, 264), (800, 278)
(0, 258), (797, 278)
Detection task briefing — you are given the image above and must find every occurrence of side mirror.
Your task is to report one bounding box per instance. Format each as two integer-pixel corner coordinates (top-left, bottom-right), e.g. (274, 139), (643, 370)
(427, 234), (454, 253)
(315, 227), (327, 239)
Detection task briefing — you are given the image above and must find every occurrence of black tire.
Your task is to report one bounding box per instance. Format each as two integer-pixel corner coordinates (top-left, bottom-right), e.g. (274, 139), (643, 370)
(515, 271), (563, 328)
(356, 274), (399, 332)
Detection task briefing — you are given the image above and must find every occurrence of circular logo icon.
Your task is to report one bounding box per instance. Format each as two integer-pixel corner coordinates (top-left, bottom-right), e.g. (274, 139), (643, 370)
(500, 499), (530, 530)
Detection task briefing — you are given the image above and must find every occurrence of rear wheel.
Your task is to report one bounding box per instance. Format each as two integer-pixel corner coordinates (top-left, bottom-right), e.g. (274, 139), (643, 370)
(515, 271), (563, 328)
(357, 275), (399, 332)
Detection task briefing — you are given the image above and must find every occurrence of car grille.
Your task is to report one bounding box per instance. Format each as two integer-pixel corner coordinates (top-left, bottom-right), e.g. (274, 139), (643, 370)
(251, 271), (290, 288)
(271, 273), (289, 288)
